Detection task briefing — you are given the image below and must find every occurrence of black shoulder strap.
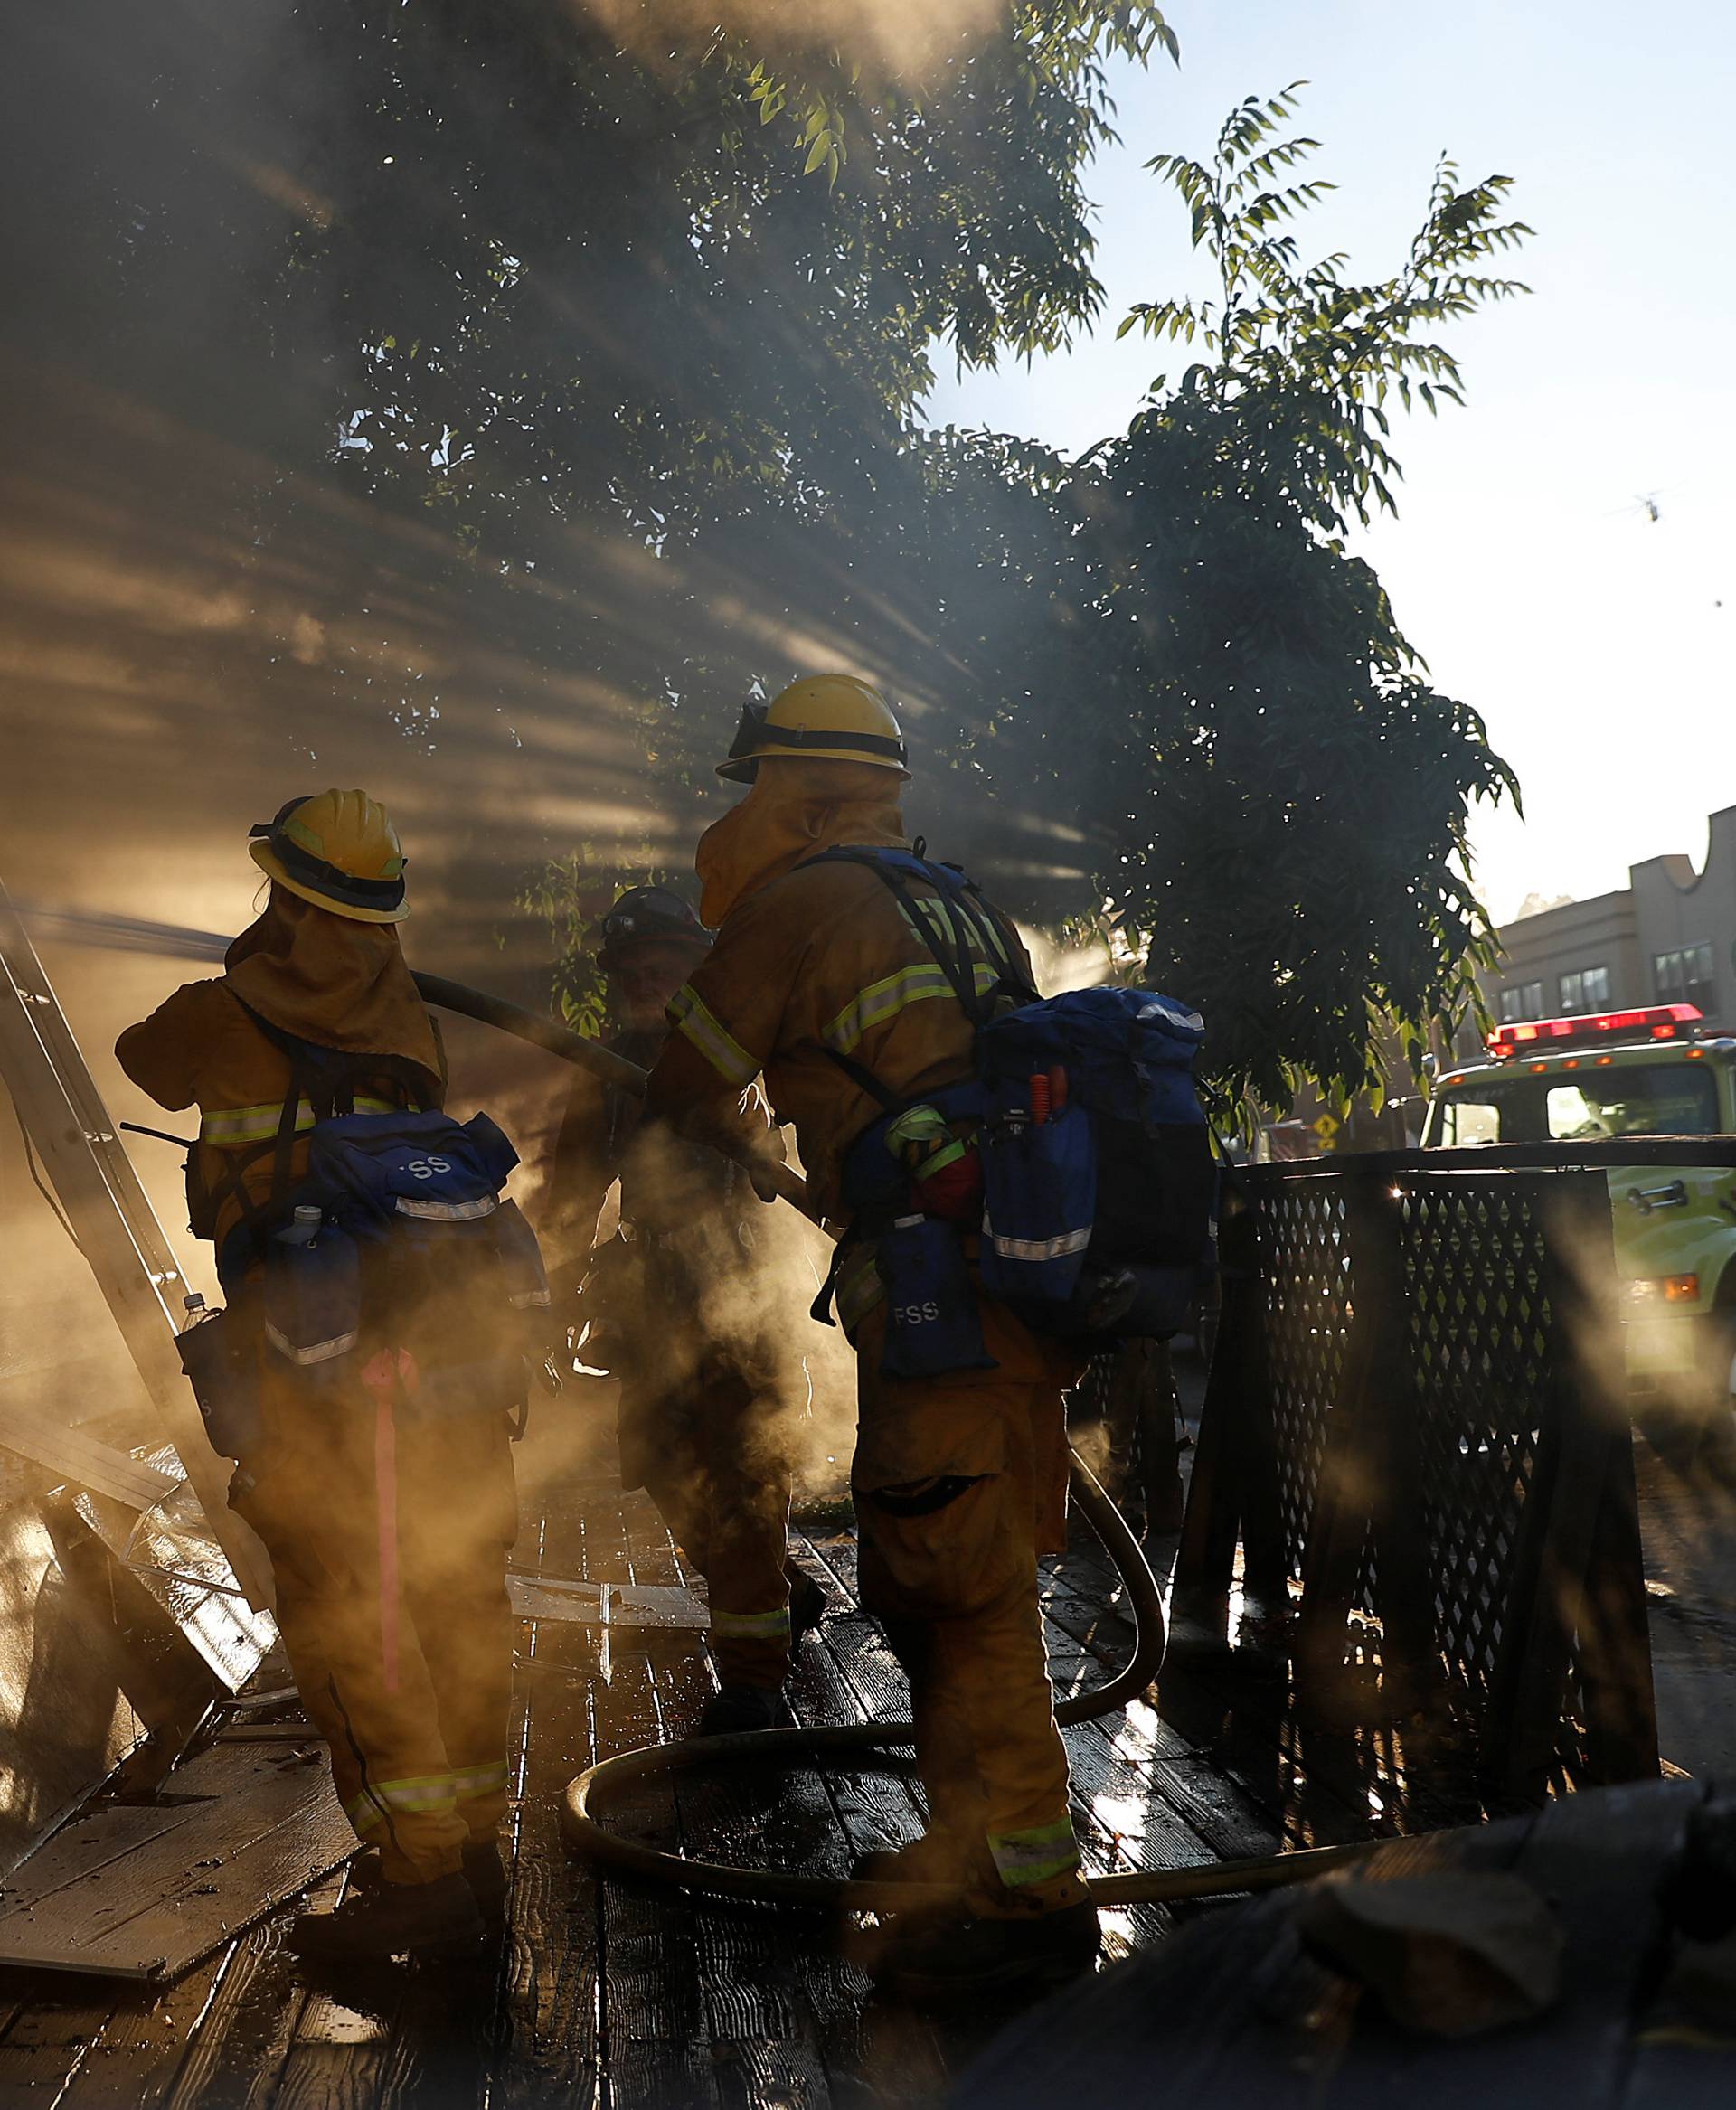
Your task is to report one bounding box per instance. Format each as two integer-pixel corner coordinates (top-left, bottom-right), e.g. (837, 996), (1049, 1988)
(228, 992), (431, 1116)
(800, 845), (1036, 1109)
(808, 847), (1035, 1024)
(223, 993), (332, 1213)
(222, 988), (431, 1217)
(958, 876), (1038, 1005)
(824, 1043), (904, 1113)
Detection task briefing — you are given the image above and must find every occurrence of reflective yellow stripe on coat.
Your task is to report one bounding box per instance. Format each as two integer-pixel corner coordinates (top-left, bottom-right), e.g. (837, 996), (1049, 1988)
(820, 882), (1014, 1056)
(199, 1096), (401, 1147)
(711, 1605), (792, 1641)
(667, 984), (760, 1088)
(821, 960), (999, 1058)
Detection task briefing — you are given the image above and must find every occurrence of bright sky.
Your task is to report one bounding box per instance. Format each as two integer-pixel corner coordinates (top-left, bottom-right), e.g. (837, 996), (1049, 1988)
(924, 0), (1736, 926)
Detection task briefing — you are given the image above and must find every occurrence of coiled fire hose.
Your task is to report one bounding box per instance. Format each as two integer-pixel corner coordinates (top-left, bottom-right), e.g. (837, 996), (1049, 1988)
(419, 970), (1381, 1912)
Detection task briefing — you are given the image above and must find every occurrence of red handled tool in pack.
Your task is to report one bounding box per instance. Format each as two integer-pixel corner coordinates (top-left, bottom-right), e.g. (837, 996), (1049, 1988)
(1026, 1068), (1069, 1123)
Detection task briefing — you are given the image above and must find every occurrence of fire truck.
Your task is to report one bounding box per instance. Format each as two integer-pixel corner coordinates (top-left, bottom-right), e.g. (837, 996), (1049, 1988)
(1421, 1003), (1736, 1455)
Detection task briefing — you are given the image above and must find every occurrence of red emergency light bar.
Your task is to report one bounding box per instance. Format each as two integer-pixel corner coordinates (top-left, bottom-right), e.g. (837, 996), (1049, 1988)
(1486, 1003), (1703, 1059)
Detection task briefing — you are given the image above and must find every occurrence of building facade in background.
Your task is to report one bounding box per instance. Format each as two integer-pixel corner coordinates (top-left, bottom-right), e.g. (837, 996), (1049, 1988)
(1486, 805), (1736, 1034)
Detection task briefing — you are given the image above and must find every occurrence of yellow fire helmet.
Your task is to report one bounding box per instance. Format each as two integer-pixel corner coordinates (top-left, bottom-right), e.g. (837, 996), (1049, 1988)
(716, 673), (907, 784)
(248, 788), (410, 923)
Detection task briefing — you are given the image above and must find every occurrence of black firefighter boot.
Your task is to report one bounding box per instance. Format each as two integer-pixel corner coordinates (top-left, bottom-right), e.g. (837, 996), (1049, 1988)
(696, 1572), (826, 1737)
(850, 1832), (970, 1891)
(872, 1897), (1101, 2005)
(288, 1870), (486, 1965)
(348, 1839), (508, 1930)
(696, 1681), (794, 1737)
(857, 1834), (1100, 2002)
(789, 1568), (829, 1645)
(460, 1839), (509, 1929)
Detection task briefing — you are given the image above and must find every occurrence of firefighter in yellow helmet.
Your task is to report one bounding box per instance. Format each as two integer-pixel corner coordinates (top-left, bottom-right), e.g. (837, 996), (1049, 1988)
(543, 886), (826, 1734)
(643, 677), (1098, 2002)
(117, 790), (526, 1964)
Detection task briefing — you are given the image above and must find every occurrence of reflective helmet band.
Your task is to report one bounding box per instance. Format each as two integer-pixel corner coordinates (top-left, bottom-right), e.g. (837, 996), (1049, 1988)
(750, 721), (906, 762)
(247, 821), (407, 911)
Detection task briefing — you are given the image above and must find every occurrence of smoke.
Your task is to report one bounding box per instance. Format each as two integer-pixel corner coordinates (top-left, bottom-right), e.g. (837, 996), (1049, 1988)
(1, 0), (1102, 1006)
(563, 1117), (858, 1521)
(0, 0), (1128, 1642)
(1471, 1184), (1736, 1777)
(693, 1156), (861, 1512)
(581, 0), (1002, 83)
(2, 1), (714, 991)
(1019, 918), (1118, 999)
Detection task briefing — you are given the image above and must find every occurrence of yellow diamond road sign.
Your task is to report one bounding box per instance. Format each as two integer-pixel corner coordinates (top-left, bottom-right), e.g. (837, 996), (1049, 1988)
(1311, 1112), (1340, 1142)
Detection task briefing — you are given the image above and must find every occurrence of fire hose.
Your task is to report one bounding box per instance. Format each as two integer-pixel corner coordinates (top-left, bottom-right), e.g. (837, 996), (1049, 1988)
(420, 972), (1382, 1914)
(410, 972), (822, 1224)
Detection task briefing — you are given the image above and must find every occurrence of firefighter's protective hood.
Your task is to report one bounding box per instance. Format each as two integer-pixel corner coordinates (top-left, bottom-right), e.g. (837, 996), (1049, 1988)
(226, 885), (444, 1089)
(695, 757), (909, 928)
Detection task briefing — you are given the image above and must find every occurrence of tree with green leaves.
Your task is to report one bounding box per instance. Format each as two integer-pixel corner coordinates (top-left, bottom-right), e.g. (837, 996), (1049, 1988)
(16, 3), (1525, 1111)
(283, 0), (1179, 556)
(256, 0), (1189, 970)
(907, 88), (1531, 1112)
(297, 35), (1526, 1108)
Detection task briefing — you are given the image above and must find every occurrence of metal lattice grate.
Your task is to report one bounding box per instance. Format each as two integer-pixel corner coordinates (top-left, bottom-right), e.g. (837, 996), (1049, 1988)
(1399, 1182), (1552, 1710)
(1178, 1148), (1662, 1796)
(1257, 1184), (1354, 1583)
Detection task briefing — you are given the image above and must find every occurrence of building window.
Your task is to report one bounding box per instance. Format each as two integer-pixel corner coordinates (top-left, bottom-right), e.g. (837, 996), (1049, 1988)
(1559, 966), (1611, 1014)
(1654, 943), (1716, 1012)
(1498, 981), (1544, 1023)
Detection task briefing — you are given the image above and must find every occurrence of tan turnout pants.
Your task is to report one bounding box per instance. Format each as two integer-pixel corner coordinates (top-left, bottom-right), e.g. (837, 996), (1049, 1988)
(853, 1292), (1089, 1917)
(632, 1356), (800, 1689)
(240, 1351), (519, 1884)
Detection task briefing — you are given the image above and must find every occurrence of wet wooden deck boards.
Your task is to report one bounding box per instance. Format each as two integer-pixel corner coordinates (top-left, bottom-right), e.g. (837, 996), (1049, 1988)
(0, 1455), (1475, 2110)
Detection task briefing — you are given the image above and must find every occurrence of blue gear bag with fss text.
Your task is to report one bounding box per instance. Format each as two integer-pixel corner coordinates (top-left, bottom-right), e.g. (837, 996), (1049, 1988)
(187, 995), (563, 1462)
(210, 1095), (556, 1447)
(814, 846), (1217, 1365)
(876, 1210), (997, 1380)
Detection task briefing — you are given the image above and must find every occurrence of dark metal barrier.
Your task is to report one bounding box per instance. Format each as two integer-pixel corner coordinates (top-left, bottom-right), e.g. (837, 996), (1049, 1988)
(1066, 1341), (1187, 1530)
(1175, 1139), (1736, 1800)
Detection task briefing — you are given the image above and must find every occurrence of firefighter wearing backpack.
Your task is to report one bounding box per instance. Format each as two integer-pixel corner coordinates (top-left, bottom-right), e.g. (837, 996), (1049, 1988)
(543, 885), (826, 1735)
(641, 675), (1099, 2002)
(117, 789), (534, 1964)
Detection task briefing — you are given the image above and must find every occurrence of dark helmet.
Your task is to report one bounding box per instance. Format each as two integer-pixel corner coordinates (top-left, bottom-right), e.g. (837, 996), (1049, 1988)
(596, 886), (711, 970)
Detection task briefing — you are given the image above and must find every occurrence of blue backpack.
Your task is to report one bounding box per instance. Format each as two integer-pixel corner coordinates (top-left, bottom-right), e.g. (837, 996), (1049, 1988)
(813, 848), (1216, 1372)
(211, 1002), (552, 1424)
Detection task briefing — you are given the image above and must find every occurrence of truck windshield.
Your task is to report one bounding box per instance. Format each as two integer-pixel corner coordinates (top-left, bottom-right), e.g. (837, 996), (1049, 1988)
(1429, 1065), (1720, 1145)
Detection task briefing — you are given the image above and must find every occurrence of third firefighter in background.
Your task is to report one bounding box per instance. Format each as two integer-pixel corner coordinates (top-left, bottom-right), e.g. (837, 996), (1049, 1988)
(544, 885), (826, 1735)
